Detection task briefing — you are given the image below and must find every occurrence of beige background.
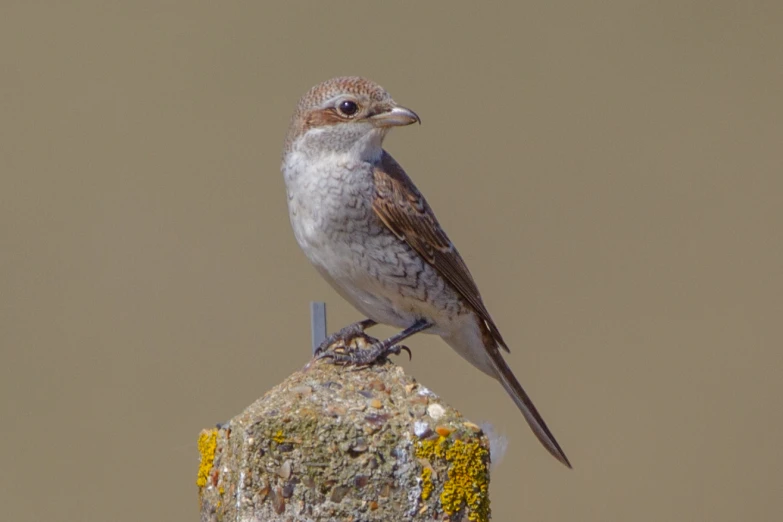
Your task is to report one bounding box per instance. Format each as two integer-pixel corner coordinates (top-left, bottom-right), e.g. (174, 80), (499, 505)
(2, 2), (781, 521)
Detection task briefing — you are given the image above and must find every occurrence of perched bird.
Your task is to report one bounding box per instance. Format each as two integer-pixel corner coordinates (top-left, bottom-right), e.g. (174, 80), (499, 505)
(281, 76), (571, 468)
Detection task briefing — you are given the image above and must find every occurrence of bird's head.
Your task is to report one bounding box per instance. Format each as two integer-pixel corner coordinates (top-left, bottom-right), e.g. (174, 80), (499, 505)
(283, 76), (420, 161)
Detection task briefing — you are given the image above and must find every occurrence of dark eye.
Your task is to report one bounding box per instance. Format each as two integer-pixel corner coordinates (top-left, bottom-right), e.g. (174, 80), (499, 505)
(337, 100), (358, 116)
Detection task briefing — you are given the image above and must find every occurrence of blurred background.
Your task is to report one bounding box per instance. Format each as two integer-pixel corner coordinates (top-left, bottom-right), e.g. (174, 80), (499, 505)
(2, 2), (781, 521)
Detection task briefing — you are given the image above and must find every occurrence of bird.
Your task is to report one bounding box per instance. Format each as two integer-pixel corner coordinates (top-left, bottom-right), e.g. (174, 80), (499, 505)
(281, 76), (571, 468)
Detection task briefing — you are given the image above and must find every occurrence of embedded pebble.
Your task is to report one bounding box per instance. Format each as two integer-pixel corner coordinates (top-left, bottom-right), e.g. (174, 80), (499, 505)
(350, 438), (368, 453)
(330, 485), (350, 503)
(409, 394), (429, 405)
(370, 399), (382, 409)
(290, 385), (312, 396)
(435, 425), (453, 437)
(463, 421), (482, 433)
(277, 460), (292, 480)
(258, 481), (270, 502)
(364, 413), (389, 427)
(417, 386), (436, 397)
(427, 403), (446, 420)
(271, 486), (285, 514)
(411, 405), (427, 418)
(325, 404), (347, 417)
(414, 421), (432, 438)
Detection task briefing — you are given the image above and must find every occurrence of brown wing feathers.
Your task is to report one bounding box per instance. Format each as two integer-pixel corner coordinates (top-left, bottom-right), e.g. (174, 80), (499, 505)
(372, 151), (508, 351)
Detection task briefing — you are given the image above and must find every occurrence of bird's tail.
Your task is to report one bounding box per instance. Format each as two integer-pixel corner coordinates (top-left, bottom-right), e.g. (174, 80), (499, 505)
(444, 319), (572, 468)
(485, 338), (572, 468)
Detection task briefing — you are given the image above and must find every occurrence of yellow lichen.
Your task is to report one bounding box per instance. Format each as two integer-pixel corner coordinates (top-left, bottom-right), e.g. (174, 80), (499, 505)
(420, 467), (434, 500)
(197, 429), (218, 488)
(272, 429), (286, 444)
(416, 434), (449, 460)
(415, 436), (490, 522)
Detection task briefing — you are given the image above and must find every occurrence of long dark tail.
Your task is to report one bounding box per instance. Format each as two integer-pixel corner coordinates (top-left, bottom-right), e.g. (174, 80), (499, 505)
(484, 339), (572, 468)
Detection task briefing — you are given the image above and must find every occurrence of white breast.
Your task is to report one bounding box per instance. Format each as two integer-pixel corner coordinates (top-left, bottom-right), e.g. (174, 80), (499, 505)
(283, 148), (370, 264)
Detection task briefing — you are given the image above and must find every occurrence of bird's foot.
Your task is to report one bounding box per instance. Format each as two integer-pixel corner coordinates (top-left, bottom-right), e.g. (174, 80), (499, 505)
(314, 319), (377, 356)
(316, 318), (429, 367)
(317, 336), (412, 367)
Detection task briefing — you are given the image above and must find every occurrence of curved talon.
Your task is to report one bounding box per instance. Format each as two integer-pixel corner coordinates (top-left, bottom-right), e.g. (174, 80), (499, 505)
(393, 344), (412, 360)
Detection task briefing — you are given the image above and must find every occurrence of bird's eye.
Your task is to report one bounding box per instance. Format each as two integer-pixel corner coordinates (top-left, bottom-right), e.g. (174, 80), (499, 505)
(337, 100), (359, 116)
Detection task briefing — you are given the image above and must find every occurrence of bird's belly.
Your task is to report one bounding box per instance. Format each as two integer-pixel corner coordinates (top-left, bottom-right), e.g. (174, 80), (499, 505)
(311, 235), (465, 336)
(322, 269), (415, 329)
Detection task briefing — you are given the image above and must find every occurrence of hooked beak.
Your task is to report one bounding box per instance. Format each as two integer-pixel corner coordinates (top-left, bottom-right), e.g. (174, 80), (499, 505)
(369, 105), (421, 128)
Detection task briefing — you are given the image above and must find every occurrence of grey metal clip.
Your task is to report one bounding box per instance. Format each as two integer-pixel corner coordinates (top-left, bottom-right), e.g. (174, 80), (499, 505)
(310, 301), (327, 354)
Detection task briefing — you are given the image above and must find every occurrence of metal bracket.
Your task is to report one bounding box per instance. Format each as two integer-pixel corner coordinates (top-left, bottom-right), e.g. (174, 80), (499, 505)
(310, 301), (327, 354)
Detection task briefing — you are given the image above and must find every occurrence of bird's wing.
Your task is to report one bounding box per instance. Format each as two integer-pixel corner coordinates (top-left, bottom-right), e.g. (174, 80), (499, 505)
(372, 151), (508, 351)
(373, 151), (572, 468)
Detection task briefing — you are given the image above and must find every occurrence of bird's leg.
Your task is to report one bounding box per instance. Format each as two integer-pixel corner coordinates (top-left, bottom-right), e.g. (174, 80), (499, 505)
(319, 318), (433, 366)
(314, 318), (378, 356)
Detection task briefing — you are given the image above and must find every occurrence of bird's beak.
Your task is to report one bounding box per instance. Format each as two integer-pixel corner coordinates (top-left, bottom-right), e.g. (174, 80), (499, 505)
(370, 105), (421, 128)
